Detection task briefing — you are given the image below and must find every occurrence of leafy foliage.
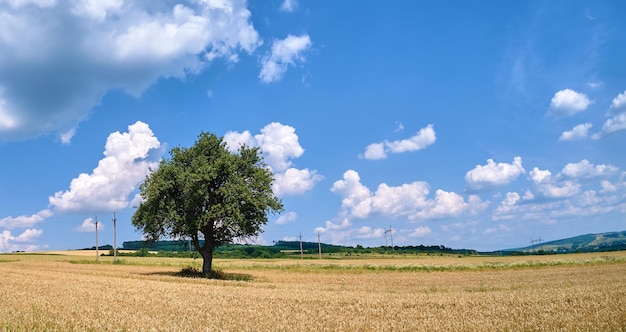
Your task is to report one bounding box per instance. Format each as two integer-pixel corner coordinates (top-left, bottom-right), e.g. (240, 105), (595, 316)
(131, 132), (283, 276)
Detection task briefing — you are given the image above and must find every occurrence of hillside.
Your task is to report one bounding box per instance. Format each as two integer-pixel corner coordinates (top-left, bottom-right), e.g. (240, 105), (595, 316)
(504, 230), (626, 254)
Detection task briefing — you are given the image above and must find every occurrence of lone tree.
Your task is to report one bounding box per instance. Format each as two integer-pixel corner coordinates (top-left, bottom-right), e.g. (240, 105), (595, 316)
(132, 132), (283, 277)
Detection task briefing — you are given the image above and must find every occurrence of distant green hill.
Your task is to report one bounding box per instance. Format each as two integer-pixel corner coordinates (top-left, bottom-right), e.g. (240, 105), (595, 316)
(504, 230), (626, 254)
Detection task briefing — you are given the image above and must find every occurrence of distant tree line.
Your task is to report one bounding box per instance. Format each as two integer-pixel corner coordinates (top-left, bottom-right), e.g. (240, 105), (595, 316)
(84, 235), (626, 258)
(111, 240), (477, 258)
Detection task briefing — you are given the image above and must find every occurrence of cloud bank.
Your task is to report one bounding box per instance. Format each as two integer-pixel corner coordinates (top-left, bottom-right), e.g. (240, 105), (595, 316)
(0, 0), (261, 141)
(493, 160), (625, 222)
(331, 170), (482, 221)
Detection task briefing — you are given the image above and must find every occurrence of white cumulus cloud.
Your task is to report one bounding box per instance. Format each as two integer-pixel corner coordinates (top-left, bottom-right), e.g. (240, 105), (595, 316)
(273, 168), (323, 196)
(600, 180), (617, 193)
(71, 0), (123, 22)
(224, 122), (321, 196)
(223, 130), (255, 151)
(361, 124), (436, 160)
(610, 90), (626, 111)
(355, 226), (386, 239)
(226, 122), (303, 172)
(529, 167), (552, 184)
(275, 212), (297, 225)
(408, 226), (432, 238)
(465, 156), (525, 190)
(593, 113), (626, 138)
(75, 217), (103, 233)
(548, 89), (592, 116)
(592, 90), (626, 138)
(49, 121), (161, 213)
(493, 192), (521, 219)
(413, 190), (467, 220)
(559, 123), (592, 141)
(560, 160), (618, 179)
(14, 228), (43, 242)
(525, 162), (616, 200)
(0, 0), (261, 141)
(371, 182), (431, 218)
(363, 143), (386, 160)
(493, 159), (626, 223)
(0, 209), (52, 229)
(314, 218), (351, 234)
(331, 170), (374, 219)
(538, 181), (581, 198)
(526, 162), (608, 199)
(0, 229), (43, 252)
(259, 34), (312, 83)
(332, 170), (476, 221)
(255, 122), (305, 172)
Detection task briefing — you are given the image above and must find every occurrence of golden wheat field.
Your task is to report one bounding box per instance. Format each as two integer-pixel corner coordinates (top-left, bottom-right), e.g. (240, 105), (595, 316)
(1, 251), (626, 331)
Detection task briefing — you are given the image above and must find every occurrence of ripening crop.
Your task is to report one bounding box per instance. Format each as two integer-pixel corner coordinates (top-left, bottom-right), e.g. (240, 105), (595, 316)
(0, 252), (625, 331)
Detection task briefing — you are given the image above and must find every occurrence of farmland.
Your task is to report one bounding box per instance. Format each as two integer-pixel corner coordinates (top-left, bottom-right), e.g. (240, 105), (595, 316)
(1, 251), (625, 331)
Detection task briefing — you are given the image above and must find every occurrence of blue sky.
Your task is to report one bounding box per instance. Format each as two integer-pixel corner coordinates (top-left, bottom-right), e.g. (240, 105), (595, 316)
(1, 0), (625, 252)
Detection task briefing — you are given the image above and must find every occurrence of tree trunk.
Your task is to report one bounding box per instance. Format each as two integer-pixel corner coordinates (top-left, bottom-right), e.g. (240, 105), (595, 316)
(200, 246), (214, 277)
(192, 234), (214, 277)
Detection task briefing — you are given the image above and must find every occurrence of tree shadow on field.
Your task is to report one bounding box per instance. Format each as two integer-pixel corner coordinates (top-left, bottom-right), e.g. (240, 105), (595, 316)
(143, 267), (253, 281)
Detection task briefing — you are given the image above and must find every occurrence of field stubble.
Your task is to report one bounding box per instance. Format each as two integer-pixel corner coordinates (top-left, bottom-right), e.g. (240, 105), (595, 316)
(0, 251), (625, 331)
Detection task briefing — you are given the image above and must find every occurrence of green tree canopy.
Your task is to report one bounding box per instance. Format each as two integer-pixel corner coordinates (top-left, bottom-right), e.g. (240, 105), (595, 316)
(132, 132), (283, 276)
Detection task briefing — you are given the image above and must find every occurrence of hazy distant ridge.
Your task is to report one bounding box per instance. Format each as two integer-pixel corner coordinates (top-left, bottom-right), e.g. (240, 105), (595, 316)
(505, 231), (626, 253)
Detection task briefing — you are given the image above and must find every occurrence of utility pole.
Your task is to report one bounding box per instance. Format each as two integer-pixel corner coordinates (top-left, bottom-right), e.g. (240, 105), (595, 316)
(384, 226), (394, 253)
(389, 225), (394, 252)
(95, 216), (99, 262)
(299, 233), (303, 259)
(529, 238), (536, 254)
(113, 212), (117, 262)
(384, 229), (389, 250)
(317, 232), (322, 260)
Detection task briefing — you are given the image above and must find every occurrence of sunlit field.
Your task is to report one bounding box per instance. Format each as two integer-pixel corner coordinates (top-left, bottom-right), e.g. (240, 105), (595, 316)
(1, 251), (625, 331)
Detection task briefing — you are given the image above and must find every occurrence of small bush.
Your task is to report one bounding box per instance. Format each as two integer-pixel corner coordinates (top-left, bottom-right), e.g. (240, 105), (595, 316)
(178, 266), (204, 278)
(136, 248), (151, 257)
(206, 269), (227, 280)
(177, 266), (251, 281)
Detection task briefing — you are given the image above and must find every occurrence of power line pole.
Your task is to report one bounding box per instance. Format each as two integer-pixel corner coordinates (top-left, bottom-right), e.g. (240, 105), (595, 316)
(95, 216), (99, 262)
(299, 233), (303, 259)
(389, 225), (394, 252)
(317, 232), (322, 260)
(384, 226), (394, 253)
(113, 212), (117, 262)
(384, 229), (389, 250)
